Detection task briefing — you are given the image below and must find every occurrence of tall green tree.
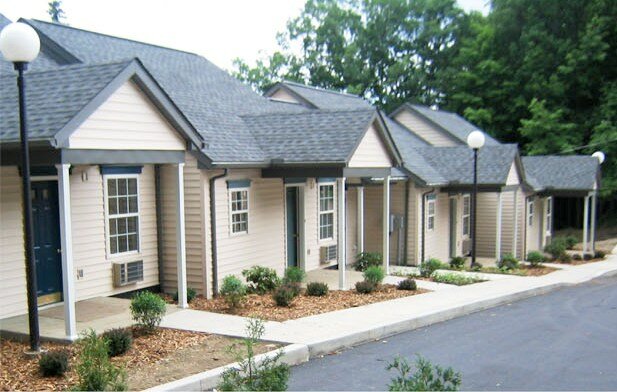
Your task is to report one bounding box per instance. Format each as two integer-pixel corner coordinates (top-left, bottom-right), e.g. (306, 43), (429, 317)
(47, 1), (66, 24)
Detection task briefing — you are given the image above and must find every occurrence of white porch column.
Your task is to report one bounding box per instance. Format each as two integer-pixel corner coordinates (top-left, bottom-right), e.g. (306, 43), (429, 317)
(583, 195), (590, 254)
(176, 163), (188, 308)
(382, 176), (391, 274)
(56, 164), (77, 341)
(590, 192), (597, 253)
(512, 188), (519, 259)
(496, 192), (502, 259)
(357, 186), (364, 254)
(337, 178), (347, 290)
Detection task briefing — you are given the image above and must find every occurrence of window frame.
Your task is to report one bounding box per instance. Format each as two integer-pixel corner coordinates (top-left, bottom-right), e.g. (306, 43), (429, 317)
(318, 183), (335, 241)
(527, 197), (535, 226)
(545, 196), (552, 234)
(462, 194), (471, 237)
(426, 195), (436, 232)
(103, 174), (141, 258)
(229, 187), (250, 236)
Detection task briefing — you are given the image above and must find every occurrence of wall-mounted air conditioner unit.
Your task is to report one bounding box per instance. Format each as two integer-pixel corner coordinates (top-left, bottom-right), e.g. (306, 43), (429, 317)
(113, 260), (144, 287)
(319, 245), (337, 264)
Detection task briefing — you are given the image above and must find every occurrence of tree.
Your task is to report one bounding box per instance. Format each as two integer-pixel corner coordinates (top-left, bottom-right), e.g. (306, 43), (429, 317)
(47, 1), (66, 24)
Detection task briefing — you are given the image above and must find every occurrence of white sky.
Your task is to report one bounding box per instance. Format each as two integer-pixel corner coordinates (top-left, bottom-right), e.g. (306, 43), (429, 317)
(0, 0), (489, 71)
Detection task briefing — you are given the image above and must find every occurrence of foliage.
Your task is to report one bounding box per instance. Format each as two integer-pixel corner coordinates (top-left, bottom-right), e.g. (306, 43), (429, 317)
(470, 262), (483, 272)
(353, 252), (383, 272)
(39, 350), (69, 377)
(420, 258), (446, 278)
(272, 283), (298, 307)
(283, 266), (306, 284)
(564, 236), (579, 250)
(363, 266), (385, 286)
(449, 257), (466, 270)
(431, 273), (485, 286)
(559, 253), (573, 263)
(355, 280), (375, 294)
(572, 253), (582, 261)
(242, 266), (281, 294)
(397, 278), (417, 291)
(583, 253), (594, 261)
(130, 291), (166, 332)
(47, 1), (66, 24)
(544, 239), (567, 260)
(497, 253), (519, 271)
(218, 318), (290, 391)
(526, 251), (546, 267)
(595, 250), (606, 259)
(306, 282), (329, 296)
(173, 287), (197, 303)
(387, 355), (462, 391)
(74, 329), (127, 391)
(221, 275), (248, 309)
(102, 328), (132, 357)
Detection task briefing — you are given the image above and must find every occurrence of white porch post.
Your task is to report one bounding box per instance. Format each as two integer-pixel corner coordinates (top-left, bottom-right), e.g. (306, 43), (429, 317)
(176, 163), (188, 308)
(382, 176), (391, 273)
(337, 178), (346, 290)
(590, 192), (597, 253)
(496, 192), (502, 259)
(357, 186), (364, 254)
(512, 188), (519, 259)
(583, 195), (590, 254)
(56, 164), (77, 340)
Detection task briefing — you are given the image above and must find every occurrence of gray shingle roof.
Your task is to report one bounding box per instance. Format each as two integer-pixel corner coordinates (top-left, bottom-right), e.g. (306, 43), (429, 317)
(522, 156), (599, 192)
(270, 81), (372, 110)
(241, 109), (376, 163)
(0, 61), (131, 142)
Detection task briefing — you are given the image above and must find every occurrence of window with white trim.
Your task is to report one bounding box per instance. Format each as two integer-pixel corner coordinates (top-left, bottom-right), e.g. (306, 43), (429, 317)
(426, 196), (436, 231)
(319, 184), (335, 240)
(106, 176), (139, 255)
(527, 198), (534, 226)
(545, 197), (552, 233)
(462, 194), (471, 236)
(230, 188), (249, 234)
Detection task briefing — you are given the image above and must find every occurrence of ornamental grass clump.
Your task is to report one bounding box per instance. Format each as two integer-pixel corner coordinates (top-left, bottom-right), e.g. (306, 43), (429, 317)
(130, 291), (166, 332)
(363, 266), (385, 287)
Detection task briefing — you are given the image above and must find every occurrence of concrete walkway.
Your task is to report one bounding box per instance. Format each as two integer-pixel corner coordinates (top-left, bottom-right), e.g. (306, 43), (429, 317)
(161, 254), (617, 357)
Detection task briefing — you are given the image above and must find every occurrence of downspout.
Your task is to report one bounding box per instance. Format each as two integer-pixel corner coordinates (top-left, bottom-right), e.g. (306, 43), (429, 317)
(403, 181), (409, 265)
(154, 165), (164, 289)
(209, 169), (228, 296)
(420, 188), (435, 265)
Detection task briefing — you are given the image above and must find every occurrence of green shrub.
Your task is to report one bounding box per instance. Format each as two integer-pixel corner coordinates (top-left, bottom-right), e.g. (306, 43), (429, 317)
(272, 284), (297, 307)
(564, 235), (578, 250)
(397, 278), (417, 291)
(572, 253), (582, 261)
(470, 262), (483, 272)
(363, 266), (385, 286)
(354, 252), (382, 271)
(526, 251), (546, 267)
(283, 266), (305, 285)
(130, 291), (166, 332)
(432, 273), (485, 286)
(218, 318), (289, 391)
(102, 328), (132, 357)
(595, 250), (606, 259)
(387, 355), (462, 391)
(306, 282), (329, 297)
(545, 239), (567, 259)
(74, 329), (127, 391)
(449, 257), (466, 270)
(39, 350), (69, 377)
(355, 281), (375, 294)
(559, 252), (573, 263)
(497, 253), (519, 271)
(242, 266), (280, 294)
(173, 287), (197, 303)
(583, 253), (593, 261)
(420, 258), (445, 277)
(220, 275), (247, 309)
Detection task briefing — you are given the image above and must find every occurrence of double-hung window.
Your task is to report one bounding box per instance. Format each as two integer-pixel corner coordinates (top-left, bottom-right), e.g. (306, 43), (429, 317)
(527, 197), (534, 226)
(230, 188), (249, 234)
(319, 184), (335, 240)
(462, 194), (471, 236)
(545, 197), (552, 233)
(426, 195), (436, 231)
(106, 176), (139, 255)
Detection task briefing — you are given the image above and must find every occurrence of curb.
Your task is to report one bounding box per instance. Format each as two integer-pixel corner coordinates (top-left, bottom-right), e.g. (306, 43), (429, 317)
(145, 343), (309, 392)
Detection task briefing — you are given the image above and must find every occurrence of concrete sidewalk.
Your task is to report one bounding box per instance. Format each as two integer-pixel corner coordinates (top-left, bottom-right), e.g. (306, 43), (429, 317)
(161, 255), (617, 357)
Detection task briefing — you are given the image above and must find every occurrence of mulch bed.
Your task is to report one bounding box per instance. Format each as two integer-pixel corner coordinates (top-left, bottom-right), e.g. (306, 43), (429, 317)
(0, 327), (252, 391)
(477, 265), (559, 277)
(185, 285), (429, 322)
(555, 257), (606, 266)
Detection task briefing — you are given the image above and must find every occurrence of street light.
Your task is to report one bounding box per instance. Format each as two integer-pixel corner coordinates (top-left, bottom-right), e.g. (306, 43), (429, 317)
(0, 22), (41, 352)
(592, 151), (605, 164)
(466, 130), (485, 268)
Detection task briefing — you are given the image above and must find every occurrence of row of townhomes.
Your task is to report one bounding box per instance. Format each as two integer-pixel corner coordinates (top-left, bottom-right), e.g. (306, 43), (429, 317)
(0, 15), (602, 341)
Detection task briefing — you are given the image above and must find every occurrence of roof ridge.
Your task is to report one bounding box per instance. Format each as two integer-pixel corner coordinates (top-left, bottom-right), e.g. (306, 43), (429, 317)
(3, 59), (133, 77)
(241, 107), (375, 118)
(283, 80), (365, 99)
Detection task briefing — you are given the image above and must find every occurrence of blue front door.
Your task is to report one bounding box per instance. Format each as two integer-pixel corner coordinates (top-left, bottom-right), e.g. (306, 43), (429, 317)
(31, 181), (63, 302)
(286, 187), (299, 267)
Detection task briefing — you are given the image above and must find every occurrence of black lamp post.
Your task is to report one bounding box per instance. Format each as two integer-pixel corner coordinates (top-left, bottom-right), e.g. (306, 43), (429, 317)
(0, 22), (42, 352)
(466, 130), (485, 268)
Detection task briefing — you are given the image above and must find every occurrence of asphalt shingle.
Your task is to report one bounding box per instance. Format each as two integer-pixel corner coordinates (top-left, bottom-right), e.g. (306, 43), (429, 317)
(522, 156), (599, 191)
(276, 81), (372, 110)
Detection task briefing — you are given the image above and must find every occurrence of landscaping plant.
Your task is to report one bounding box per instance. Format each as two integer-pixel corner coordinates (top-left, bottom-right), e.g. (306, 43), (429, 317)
(218, 318), (290, 391)
(272, 283), (297, 307)
(221, 275), (247, 309)
(354, 252), (382, 272)
(173, 287), (197, 303)
(306, 282), (329, 297)
(130, 291), (166, 332)
(363, 266), (385, 287)
(497, 253), (519, 271)
(564, 235), (578, 250)
(526, 251), (546, 267)
(39, 350), (69, 377)
(431, 273), (485, 286)
(595, 251), (606, 259)
(242, 266), (281, 294)
(73, 329), (127, 391)
(559, 253), (573, 263)
(583, 253), (593, 261)
(420, 258), (445, 277)
(544, 239), (567, 260)
(355, 280), (375, 294)
(102, 328), (133, 357)
(449, 257), (466, 270)
(397, 278), (417, 291)
(572, 253), (582, 261)
(283, 266), (306, 284)
(387, 355), (461, 391)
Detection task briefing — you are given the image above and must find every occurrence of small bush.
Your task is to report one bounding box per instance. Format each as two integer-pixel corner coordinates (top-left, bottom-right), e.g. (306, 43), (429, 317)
(387, 355), (462, 391)
(220, 275), (247, 309)
(432, 273), (485, 286)
(397, 278), (417, 291)
(355, 281), (375, 294)
(595, 250), (606, 259)
(102, 328), (132, 357)
(420, 258), (445, 277)
(173, 287), (197, 303)
(545, 239), (567, 260)
(583, 253), (593, 261)
(306, 282), (329, 297)
(497, 253), (519, 271)
(130, 291), (166, 332)
(526, 251), (546, 267)
(470, 262), (483, 271)
(242, 266), (280, 294)
(559, 252), (573, 263)
(39, 350), (69, 377)
(449, 257), (466, 270)
(572, 253), (582, 261)
(564, 235), (578, 250)
(75, 329), (127, 391)
(283, 266), (306, 285)
(354, 252), (382, 272)
(272, 284), (297, 307)
(363, 266), (385, 286)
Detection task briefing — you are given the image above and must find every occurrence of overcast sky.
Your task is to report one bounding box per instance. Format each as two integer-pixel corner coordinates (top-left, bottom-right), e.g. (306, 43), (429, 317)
(0, 0), (489, 71)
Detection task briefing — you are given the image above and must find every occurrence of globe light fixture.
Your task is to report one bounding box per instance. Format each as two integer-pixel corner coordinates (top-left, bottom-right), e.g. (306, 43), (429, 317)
(466, 130), (486, 268)
(466, 130), (486, 150)
(0, 22), (40, 63)
(592, 151), (605, 164)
